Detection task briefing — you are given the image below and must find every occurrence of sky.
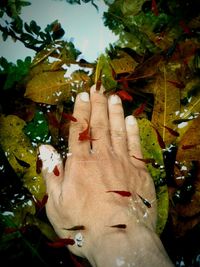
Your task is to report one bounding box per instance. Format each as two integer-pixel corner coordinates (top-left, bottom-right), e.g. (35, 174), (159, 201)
(0, 0), (118, 63)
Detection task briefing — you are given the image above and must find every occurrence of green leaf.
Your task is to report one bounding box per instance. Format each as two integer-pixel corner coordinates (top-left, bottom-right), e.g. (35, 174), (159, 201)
(24, 22), (33, 34)
(137, 118), (169, 235)
(2, 31), (8, 41)
(0, 9), (4, 17)
(0, 56), (32, 90)
(30, 20), (41, 35)
(13, 16), (23, 33)
(23, 110), (49, 143)
(121, 0), (146, 16)
(19, 1), (31, 7)
(95, 54), (117, 91)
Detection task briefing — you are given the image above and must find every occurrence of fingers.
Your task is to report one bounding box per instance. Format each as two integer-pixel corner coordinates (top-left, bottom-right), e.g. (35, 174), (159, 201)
(108, 94), (127, 155)
(68, 92), (91, 156)
(38, 144), (63, 194)
(68, 85), (144, 163)
(90, 85), (111, 152)
(125, 115), (145, 166)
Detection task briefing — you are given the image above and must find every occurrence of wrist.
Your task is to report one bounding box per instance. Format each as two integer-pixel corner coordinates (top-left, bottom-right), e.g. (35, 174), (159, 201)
(86, 224), (174, 267)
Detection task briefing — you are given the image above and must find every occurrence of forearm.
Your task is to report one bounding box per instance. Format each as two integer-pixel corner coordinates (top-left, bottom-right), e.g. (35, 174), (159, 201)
(86, 225), (174, 267)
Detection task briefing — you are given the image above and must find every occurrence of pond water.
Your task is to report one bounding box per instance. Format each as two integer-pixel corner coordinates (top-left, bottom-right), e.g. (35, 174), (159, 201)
(0, 0), (200, 266)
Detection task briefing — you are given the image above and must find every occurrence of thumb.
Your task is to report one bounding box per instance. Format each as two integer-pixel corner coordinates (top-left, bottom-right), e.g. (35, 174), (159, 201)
(38, 144), (63, 193)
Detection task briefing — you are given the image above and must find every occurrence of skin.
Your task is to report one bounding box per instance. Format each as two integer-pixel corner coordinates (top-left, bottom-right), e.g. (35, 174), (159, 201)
(39, 85), (174, 267)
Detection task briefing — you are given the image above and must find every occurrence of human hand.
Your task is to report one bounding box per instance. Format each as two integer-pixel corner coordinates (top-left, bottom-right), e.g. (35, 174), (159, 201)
(39, 85), (173, 267)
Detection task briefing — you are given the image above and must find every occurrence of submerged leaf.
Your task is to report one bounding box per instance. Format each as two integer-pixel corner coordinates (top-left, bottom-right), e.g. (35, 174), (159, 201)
(110, 51), (137, 74)
(121, 0), (146, 16)
(25, 71), (71, 104)
(0, 115), (46, 200)
(137, 118), (168, 234)
(151, 65), (181, 145)
(23, 110), (49, 143)
(94, 54), (117, 92)
(176, 116), (200, 162)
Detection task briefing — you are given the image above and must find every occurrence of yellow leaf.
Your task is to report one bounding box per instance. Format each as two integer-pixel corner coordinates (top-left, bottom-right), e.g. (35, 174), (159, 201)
(110, 51), (137, 74)
(0, 115), (46, 200)
(25, 71), (71, 105)
(151, 64), (181, 145)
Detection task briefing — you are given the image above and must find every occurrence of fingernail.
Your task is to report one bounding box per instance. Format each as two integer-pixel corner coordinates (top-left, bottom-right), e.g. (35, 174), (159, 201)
(79, 92), (89, 102)
(90, 84), (96, 93)
(109, 94), (121, 104)
(90, 84), (105, 94)
(126, 115), (137, 125)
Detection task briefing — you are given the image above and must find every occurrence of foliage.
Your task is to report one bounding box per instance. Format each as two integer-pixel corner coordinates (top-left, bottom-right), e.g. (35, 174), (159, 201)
(59, 0), (99, 10)
(0, 0), (200, 266)
(0, 0), (65, 52)
(0, 56), (31, 90)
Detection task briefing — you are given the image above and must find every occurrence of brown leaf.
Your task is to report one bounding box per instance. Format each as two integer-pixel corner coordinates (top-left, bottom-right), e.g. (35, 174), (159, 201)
(169, 203), (200, 238)
(128, 54), (163, 80)
(110, 51), (137, 74)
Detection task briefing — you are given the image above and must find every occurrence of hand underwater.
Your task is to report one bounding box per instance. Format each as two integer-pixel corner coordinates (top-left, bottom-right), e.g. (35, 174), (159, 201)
(38, 85), (174, 267)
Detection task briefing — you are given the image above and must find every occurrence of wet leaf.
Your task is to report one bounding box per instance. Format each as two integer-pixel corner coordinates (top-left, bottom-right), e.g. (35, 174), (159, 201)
(169, 162), (200, 237)
(110, 50), (137, 74)
(23, 110), (49, 143)
(176, 115), (200, 162)
(151, 65), (181, 145)
(0, 56), (32, 90)
(121, 0), (146, 16)
(94, 54), (117, 92)
(137, 118), (169, 234)
(0, 115), (46, 200)
(25, 71), (72, 104)
(26, 214), (57, 241)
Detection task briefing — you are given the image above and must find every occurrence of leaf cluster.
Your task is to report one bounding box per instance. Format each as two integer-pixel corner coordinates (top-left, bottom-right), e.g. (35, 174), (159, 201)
(103, 0), (200, 54)
(0, 4), (65, 52)
(59, 0), (99, 10)
(0, 56), (31, 90)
